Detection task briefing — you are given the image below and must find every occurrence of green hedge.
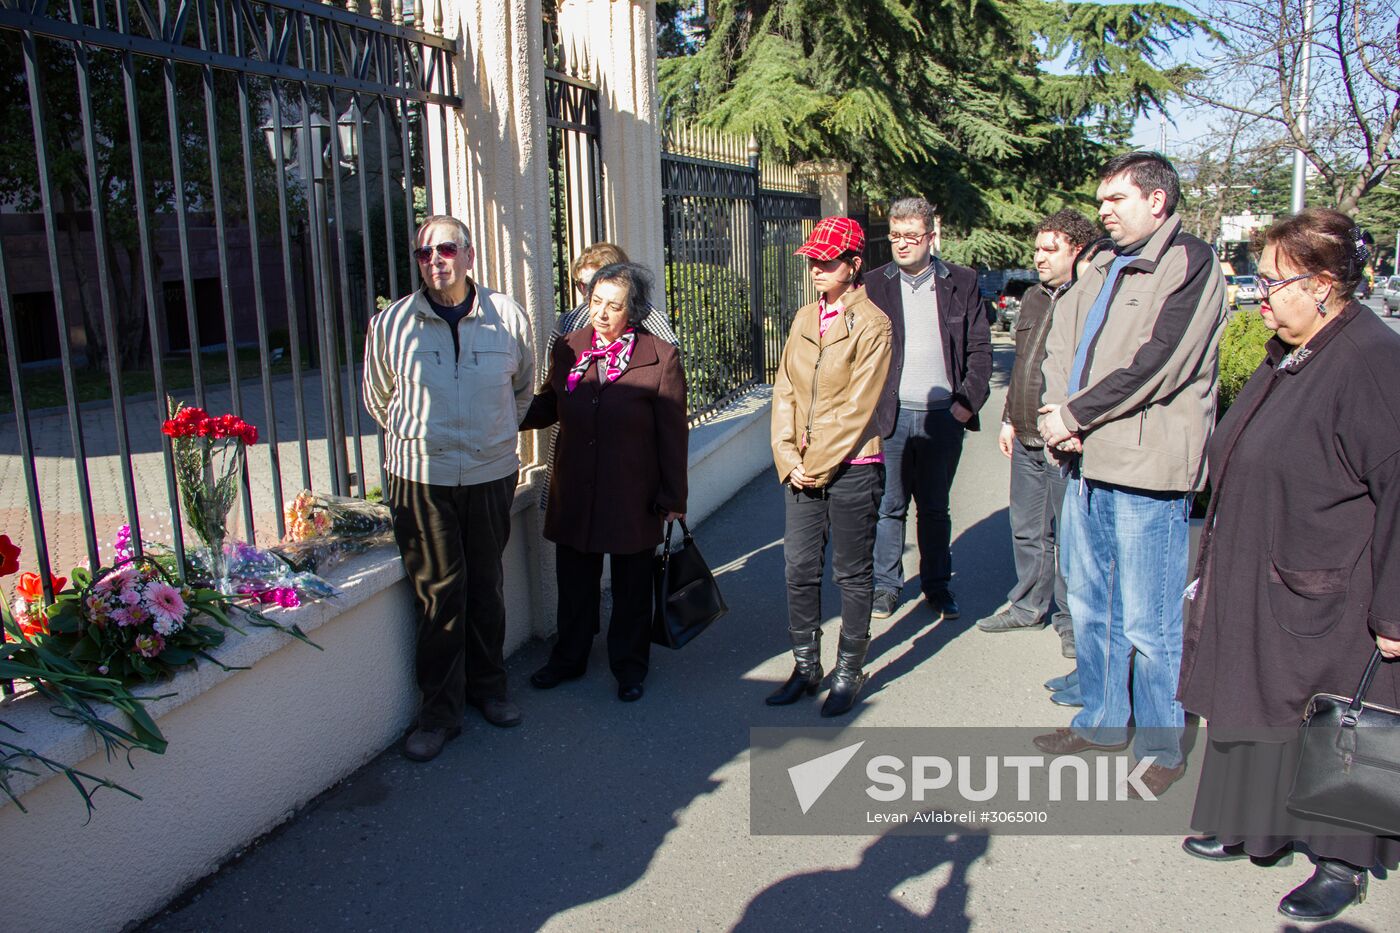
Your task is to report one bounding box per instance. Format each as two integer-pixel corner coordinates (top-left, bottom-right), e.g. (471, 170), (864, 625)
(664, 261), (756, 415)
(1217, 310), (1273, 415)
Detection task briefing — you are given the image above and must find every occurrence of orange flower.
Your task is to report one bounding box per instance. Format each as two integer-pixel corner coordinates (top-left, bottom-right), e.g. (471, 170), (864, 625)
(18, 611), (48, 638)
(16, 571), (67, 603)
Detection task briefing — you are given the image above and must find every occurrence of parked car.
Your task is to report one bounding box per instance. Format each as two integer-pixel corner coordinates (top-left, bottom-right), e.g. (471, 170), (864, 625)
(993, 279), (1036, 331)
(1230, 275), (1260, 310)
(1225, 275), (1242, 308)
(1382, 275), (1400, 315)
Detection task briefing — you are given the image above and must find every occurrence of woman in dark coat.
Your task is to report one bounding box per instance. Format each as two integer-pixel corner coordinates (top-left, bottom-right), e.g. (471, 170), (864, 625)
(521, 263), (688, 702)
(1177, 209), (1400, 922)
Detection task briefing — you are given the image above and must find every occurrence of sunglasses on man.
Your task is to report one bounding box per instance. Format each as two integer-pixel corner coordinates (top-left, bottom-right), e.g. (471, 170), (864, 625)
(413, 241), (462, 263)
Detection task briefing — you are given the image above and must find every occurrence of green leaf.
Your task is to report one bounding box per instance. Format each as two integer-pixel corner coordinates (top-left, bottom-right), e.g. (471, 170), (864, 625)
(158, 647), (195, 666)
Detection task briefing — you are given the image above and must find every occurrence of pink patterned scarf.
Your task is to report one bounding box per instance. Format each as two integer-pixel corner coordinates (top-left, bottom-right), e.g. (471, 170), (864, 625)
(565, 328), (637, 393)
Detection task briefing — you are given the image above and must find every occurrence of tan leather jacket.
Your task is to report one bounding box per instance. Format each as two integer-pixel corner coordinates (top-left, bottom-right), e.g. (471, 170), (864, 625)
(771, 288), (893, 488)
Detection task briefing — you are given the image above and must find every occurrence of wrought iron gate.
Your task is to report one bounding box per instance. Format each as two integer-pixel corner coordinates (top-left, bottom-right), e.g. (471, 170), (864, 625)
(661, 125), (822, 420)
(0, 0), (461, 590)
(544, 19), (604, 320)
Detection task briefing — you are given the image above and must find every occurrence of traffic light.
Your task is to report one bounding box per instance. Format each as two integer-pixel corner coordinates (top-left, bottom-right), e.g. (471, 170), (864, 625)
(1249, 187), (1260, 195)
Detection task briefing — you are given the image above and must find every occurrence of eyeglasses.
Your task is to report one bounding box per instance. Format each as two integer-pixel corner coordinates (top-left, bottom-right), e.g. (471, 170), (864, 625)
(1256, 271), (1314, 297)
(413, 241), (461, 263)
(887, 232), (931, 246)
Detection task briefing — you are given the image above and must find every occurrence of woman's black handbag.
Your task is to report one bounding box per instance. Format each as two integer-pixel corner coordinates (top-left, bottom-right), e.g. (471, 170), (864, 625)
(651, 519), (727, 649)
(1287, 649), (1400, 835)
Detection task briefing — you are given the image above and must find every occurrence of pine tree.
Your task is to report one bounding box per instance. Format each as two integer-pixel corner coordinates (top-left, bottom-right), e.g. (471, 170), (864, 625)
(659, 0), (1211, 265)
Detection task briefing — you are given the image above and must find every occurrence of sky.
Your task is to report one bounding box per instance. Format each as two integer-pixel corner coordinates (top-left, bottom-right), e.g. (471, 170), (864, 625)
(1129, 105), (1215, 155)
(1063, 1), (1222, 155)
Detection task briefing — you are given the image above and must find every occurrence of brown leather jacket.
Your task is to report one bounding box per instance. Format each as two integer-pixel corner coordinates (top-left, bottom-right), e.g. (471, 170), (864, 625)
(771, 288), (893, 488)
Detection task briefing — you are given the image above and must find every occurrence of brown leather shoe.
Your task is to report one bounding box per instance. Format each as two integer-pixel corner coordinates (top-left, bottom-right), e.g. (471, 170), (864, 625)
(1127, 762), (1186, 799)
(403, 725), (461, 762)
(1032, 728), (1129, 754)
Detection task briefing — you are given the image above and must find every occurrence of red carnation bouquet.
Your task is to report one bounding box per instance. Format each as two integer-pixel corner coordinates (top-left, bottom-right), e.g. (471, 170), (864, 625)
(161, 398), (258, 592)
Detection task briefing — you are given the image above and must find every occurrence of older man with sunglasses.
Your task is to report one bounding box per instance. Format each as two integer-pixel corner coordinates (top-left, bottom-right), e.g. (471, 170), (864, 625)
(363, 215), (536, 762)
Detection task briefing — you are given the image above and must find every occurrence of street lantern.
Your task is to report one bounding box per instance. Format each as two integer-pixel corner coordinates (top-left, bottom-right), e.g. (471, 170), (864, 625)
(258, 111), (347, 490)
(261, 112), (332, 179)
(337, 106), (360, 169)
(261, 120), (298, 165)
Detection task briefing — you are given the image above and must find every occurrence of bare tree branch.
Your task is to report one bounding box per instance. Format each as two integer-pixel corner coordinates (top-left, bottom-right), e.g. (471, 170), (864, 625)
(1185, 0), (1400, 213)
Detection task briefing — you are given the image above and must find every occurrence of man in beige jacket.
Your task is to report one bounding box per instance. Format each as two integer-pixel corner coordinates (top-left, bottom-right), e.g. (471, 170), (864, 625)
(363, 215), (535, 761)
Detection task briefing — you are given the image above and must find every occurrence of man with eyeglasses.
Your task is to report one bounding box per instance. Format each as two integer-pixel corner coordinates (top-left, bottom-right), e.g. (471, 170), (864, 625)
(363, 214), (536, 762)
(1034, 152), (1226, 799)
(866, 196), (992, 622)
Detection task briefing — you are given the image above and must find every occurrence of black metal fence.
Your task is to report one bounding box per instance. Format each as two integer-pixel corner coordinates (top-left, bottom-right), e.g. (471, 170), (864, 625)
(544, 21), (603, 320)
(661, 127), (821, 420)
(0, 0), (459, 598)
(757, 167), (824, 383)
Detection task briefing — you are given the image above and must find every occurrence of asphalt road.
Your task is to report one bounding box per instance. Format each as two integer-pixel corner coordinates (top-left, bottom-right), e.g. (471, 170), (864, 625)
(134, 330), (1397, 933)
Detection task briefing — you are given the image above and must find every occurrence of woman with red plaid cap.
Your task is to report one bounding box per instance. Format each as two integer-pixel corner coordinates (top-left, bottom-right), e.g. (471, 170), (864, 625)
(768, 217), (893, 716)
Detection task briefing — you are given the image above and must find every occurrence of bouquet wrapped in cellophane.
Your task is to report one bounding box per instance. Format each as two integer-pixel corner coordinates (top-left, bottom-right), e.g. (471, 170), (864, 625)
(111, 525), (335, 607)
(273, 490), (394, 574)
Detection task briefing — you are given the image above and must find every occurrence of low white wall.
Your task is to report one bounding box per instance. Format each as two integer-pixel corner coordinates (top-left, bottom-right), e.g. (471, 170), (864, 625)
(0, 389), (773, 933)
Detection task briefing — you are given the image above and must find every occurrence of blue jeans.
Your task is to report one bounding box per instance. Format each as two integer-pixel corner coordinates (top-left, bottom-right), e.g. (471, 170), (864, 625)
(1060, 477), (1189, 768)
(873, 407), (965, 598)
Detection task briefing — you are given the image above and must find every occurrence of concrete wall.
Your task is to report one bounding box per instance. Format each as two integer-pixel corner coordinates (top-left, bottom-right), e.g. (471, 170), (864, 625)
(0, 392), (773, 933)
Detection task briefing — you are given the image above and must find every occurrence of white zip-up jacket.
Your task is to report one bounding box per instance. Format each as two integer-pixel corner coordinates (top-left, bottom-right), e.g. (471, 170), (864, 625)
(363, 284), (535, 486)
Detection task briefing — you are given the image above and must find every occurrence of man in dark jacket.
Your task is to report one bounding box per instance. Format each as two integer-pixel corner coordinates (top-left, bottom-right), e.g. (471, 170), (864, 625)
(867, 197), (993, 620)
(976, 210), (1101, 667)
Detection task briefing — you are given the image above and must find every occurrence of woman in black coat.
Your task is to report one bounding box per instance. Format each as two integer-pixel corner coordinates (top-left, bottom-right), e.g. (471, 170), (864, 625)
(521, 263), (688, 702)
(1177, 210), (1400, 923)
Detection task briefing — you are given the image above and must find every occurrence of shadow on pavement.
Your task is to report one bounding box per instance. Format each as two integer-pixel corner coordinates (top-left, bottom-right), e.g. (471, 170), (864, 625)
(137, 458), (1014, 932)
(866, 507), (1013, 699)
(733, 830), (989, 931)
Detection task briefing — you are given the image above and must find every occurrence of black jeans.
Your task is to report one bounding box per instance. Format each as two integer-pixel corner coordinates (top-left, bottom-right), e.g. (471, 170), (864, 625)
(386, 471), (518, 729)
(873, 406), (967, 598)
(551, 543), (655, 687)
(783, 463), (883, 641)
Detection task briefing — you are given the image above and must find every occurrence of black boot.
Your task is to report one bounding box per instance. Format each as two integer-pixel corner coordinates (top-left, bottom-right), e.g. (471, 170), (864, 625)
(1278, 858), (1368, 922)
(766, 630), (822, 706)
(1181, 836), (1247, 861)
(820, 633), (871, 718)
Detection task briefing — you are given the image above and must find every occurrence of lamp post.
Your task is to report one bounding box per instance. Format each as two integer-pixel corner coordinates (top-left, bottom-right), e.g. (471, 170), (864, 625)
(1290, 0), (1315, 214)
(261, 111), (358, 495)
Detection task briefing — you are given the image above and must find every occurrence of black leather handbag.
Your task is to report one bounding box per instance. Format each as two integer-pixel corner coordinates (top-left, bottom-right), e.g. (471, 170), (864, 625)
(1287, 649), (1400, 836)
(651, 519), (727, 649)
